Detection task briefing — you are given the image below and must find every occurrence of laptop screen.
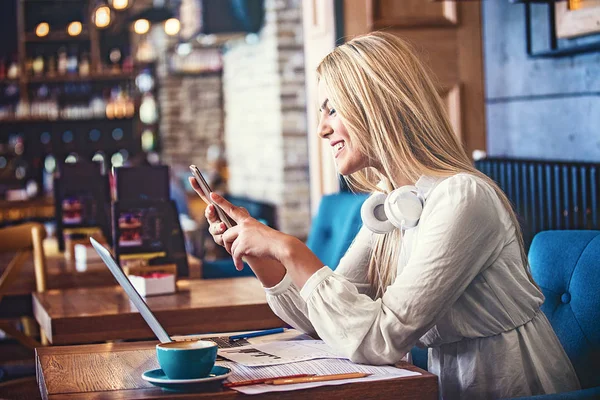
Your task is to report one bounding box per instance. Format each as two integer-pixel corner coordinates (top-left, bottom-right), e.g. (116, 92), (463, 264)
(90, 237), (172, 343)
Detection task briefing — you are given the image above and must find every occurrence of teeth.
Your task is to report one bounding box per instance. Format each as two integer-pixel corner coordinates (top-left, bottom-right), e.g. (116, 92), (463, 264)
(334, 142), (345, 151)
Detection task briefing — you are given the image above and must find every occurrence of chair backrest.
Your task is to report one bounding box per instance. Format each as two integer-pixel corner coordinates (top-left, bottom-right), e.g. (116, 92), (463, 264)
(528, 230), (600, 389)
(0, 223), (48, 302)
(306, 192), (369, 269)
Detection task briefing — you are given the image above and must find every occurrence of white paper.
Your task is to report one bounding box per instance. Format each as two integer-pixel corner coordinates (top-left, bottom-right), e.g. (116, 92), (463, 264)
(218, 358), (421, 395)
(218, 340), (346, 366)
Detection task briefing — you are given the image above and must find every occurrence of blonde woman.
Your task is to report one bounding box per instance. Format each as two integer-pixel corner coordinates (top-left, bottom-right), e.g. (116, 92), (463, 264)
(190, 32), (579, 399)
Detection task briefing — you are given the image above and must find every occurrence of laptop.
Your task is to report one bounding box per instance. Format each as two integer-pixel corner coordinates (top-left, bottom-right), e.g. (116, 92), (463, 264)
(90, 237), (250, 348)
(90, 237), (173, 343)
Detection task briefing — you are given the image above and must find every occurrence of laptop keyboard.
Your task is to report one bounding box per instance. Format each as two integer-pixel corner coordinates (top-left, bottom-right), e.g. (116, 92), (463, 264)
(175, 336), (250, 348)
(204, 336), (250, 349)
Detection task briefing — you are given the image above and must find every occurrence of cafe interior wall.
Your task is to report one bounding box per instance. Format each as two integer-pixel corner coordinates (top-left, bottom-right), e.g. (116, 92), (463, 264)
(156, 60), (223, 172)
(482, 0), (600, 162)
(222, 0), (310, 238)
(137, 0), (225, 177)
(141, 0), (309, 238)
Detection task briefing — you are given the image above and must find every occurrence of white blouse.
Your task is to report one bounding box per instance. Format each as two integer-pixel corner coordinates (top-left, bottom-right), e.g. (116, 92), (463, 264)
(265, 173), (580, 399)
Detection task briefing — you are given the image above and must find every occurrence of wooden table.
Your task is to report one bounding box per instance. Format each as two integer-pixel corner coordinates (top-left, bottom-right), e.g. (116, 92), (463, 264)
(35, 341), (438, 399)
(0, 237), (202, 321)
(0, 196), (54, 227)
(0, 238), (202, 298)
(33, 277), (285, 345)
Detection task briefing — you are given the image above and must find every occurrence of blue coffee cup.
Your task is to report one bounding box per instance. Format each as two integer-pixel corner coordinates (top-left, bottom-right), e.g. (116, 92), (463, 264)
(156, 340), (218, 380)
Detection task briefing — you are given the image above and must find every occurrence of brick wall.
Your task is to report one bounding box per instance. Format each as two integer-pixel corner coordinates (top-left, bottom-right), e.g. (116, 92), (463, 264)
(223, 0), (309, 238)
(158, 72), (224, 169)
(151, 37), (224, 170)
(132, 0), (224, 170)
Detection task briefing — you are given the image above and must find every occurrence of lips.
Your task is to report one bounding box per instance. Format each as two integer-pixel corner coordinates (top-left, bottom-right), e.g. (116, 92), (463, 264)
(331, 141), (345, 158)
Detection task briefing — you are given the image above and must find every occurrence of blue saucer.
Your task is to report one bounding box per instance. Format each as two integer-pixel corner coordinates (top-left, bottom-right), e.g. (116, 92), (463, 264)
(142, 365), (232, 391)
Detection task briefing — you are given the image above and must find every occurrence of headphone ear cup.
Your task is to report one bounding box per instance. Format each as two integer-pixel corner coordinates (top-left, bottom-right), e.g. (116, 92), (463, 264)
(361, 193), (395, 234)
(384, 186), (424, 230)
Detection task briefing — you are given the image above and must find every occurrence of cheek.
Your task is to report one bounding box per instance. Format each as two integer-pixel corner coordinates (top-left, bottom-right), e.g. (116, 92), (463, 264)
(333, 121), (351, 143)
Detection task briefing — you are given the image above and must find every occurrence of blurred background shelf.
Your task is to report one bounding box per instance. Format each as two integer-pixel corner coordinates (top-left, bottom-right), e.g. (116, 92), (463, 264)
(25, 73), (136, 83)
(0, 0), (162, 225)
(25, 31), (90, 43)
(0, 116), (136, 123)
(0, 196), (54, 225)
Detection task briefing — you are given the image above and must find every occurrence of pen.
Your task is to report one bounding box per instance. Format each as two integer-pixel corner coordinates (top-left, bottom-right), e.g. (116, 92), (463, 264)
(269, 372), (371, 385)
(223, 374), (314, 387)
(228, 327), (285, 342)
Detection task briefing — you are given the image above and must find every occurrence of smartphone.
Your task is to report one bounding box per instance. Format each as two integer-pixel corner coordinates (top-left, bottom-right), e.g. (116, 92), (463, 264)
(189, 165), (236, 229)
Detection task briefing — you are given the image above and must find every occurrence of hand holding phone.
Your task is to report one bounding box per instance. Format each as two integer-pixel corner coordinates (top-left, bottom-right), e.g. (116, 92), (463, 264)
(189, 165), (236, 228)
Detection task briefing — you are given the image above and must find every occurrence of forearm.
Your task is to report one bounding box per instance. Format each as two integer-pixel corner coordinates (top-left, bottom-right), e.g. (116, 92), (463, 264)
(234, 233), (324, 289)
(245, 256), (287, 288)
(279, 236), (325, 288)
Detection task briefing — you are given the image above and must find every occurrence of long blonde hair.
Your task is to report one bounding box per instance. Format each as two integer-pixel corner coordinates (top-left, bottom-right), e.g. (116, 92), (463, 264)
(316, 31), (536, 297)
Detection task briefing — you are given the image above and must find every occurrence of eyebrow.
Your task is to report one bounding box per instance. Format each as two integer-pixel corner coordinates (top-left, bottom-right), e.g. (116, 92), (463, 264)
(319, 98), (329, 112)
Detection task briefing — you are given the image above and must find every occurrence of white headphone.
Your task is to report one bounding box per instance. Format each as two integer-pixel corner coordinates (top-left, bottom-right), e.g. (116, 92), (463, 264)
(361, 186), (424, 234)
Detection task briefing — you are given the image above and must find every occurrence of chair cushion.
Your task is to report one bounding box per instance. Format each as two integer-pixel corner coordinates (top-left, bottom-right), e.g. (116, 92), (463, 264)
(305, 193), (369, 269)
(528, 231), (600, 389)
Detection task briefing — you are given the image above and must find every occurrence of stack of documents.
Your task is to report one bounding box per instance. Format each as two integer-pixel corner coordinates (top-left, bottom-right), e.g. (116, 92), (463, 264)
(220, 357), (420, 395)
(218, 340), (348, 366)
(217, 339), (420, 395)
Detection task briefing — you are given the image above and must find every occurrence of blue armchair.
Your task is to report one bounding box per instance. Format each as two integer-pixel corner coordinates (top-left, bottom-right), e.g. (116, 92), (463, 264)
(202, 192), (368, 278)
(306, 192), (368, 270)
(511, 230), (600, 399)
(412, 230), (600, 400)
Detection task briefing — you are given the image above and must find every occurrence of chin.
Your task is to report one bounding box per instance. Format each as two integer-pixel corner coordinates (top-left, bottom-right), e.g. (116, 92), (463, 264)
(335, 162), (349, 176)
(336, 164), (360, 176)
(335, 154), (367, 176)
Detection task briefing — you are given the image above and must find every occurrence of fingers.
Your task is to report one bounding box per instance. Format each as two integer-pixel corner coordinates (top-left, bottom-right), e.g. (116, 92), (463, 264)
(204, 204), (221, 224)
(224, 236), (233, 254)
(230, 241), (244, 271)
(210, 221), (226, 236)
(221, 226), (239, 244)
(203, 203), (227, 248)
(206, 218), (228, 250)
(221, 226), (239, 255)
(210, 193), (249, 223)
(188, 177), (209, 204)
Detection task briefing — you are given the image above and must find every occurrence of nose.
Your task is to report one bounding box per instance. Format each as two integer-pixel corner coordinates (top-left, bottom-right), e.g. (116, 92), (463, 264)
(318, 114), (333, 139)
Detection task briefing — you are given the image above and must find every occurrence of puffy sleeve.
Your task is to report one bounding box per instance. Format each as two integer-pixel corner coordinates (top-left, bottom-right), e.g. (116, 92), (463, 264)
(265, 225), (375, 336)
(299, 175), (510, 364)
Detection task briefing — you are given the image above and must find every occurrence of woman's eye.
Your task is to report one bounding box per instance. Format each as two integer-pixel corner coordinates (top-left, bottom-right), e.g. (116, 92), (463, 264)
(329, 108), (336, 116)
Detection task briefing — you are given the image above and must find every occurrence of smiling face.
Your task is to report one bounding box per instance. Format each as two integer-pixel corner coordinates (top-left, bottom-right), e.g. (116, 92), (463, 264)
(317, 80), (369, 176)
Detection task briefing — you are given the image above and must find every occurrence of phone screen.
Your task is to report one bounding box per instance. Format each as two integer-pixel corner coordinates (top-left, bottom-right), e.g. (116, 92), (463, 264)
(189, 165), (236, 228)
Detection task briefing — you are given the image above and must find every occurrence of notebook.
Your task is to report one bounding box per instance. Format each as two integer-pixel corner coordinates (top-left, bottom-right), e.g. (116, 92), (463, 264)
(90, 237), (249, 347)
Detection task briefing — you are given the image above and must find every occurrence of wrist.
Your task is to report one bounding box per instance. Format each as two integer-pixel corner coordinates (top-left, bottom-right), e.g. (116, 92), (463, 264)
(279, 234), (302, 265)
(278, 235), (324, 288)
